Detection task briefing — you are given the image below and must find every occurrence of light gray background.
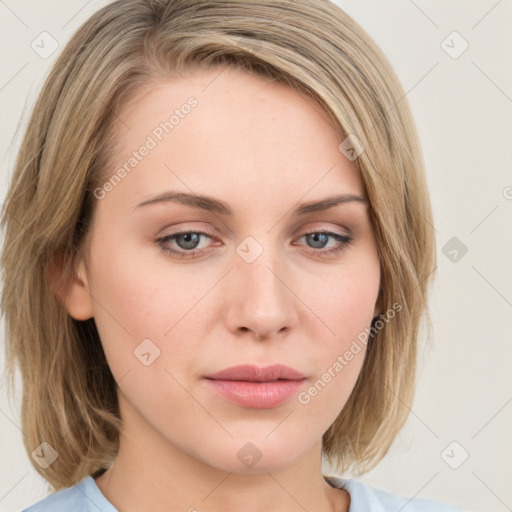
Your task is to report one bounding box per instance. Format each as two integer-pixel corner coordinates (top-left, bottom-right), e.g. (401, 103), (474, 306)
(1, 1), (511, 511)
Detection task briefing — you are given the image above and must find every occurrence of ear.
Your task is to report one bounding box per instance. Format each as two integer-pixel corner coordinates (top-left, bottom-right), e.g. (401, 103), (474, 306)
(49, 248), (94, 321)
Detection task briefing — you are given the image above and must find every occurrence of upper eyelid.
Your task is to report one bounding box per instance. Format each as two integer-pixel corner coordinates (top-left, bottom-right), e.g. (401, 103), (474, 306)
(160, 226), (350, 237)
(159, 227), (351, 245)
(159, 219), (352, 236)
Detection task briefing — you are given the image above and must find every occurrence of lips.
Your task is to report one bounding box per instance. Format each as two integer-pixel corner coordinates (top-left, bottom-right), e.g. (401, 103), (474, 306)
(202, 364), (307, 409)
(203, 364), (307, 382)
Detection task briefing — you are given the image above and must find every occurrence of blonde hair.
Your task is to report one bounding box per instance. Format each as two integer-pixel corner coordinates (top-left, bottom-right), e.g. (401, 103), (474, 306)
(1, 0), (436, 492)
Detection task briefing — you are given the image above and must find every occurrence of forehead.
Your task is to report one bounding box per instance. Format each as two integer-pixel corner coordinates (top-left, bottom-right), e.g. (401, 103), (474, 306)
(101, 66), (365, 214)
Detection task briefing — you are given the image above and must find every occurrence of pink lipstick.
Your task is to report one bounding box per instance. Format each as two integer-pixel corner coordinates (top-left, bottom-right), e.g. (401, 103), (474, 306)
(203, 364), (307, 409)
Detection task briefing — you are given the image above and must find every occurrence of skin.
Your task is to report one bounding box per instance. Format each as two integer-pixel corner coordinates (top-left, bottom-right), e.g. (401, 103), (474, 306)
(58, 66), (381, 512)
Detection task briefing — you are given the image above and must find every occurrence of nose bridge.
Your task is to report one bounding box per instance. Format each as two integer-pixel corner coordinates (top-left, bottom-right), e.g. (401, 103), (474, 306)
(226, 234), (298, 338)
(237, 236), (289, 307)
(240, 245), (283, 297)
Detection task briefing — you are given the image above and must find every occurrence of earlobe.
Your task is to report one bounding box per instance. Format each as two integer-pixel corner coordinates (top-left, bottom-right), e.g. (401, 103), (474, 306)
(50, 250), (94, 321)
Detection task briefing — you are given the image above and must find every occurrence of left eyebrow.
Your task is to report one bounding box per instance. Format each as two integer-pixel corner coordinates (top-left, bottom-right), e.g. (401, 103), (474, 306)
(133, 190), (367, 215)
(292, 194), (367, 215)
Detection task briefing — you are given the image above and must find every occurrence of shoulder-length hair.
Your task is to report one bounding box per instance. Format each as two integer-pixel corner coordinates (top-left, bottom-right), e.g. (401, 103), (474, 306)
(1, 0), (436, 492)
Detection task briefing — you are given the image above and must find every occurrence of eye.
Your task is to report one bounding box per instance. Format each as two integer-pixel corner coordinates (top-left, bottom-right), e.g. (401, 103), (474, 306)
(155, 229), (353, 259)
(294, 230), (353, 256)
(156, 230), (215, 259)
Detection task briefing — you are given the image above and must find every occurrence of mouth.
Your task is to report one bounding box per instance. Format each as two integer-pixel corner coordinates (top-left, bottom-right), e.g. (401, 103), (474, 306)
(202, 364), (307, 409)
(203, 363), (307, 382)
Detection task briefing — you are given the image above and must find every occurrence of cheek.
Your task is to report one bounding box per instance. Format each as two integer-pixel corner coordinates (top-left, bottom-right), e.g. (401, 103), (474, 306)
(300, 252), (380, 346)
(289, 254), (379, 419)
(86, 237), (214, 384)
(296, 345), (366, 429)
(87, 250), (205, 427)
(294, 283), (374, 426)
(88, 227), (202, 332)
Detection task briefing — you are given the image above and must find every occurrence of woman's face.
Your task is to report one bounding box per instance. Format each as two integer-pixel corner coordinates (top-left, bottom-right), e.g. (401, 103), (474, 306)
(67, 66), (381, 474)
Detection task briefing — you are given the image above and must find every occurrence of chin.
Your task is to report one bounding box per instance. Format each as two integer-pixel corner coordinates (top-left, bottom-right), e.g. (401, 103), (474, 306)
(199, 439), (305, 475)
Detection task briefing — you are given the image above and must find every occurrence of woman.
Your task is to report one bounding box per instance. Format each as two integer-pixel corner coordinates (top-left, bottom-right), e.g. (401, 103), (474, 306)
(0, 0), (462, 510)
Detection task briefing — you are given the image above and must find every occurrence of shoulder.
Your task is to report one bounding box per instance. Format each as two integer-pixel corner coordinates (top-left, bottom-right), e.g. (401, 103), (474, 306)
(21, 476), (118, 512)
(324, 474), (464, 512)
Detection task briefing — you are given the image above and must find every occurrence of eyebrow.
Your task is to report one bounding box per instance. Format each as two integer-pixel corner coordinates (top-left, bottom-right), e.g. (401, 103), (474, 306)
(133, 190), (367, 215)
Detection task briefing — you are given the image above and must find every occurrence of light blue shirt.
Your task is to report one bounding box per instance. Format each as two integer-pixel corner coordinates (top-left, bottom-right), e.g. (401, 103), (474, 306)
(22, 473), (463, 511)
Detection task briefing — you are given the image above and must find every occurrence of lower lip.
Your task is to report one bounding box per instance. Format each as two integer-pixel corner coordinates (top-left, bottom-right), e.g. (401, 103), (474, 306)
(203, 378), (306, 409)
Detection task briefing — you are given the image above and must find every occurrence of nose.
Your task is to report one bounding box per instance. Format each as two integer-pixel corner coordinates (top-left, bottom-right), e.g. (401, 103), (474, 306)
(223, 245), (299, 341)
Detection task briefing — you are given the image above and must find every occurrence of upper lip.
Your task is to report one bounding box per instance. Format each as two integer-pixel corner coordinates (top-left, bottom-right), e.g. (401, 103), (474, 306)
(204, 364), (306, 382)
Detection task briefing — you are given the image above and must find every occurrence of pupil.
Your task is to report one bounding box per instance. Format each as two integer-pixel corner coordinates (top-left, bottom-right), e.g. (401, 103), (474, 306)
(179, 233), (200, 250)
(309, 233), (328, 249)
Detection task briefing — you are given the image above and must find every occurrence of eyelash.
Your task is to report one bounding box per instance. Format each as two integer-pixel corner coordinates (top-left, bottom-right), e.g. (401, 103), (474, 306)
(155, 229), (353, 259)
